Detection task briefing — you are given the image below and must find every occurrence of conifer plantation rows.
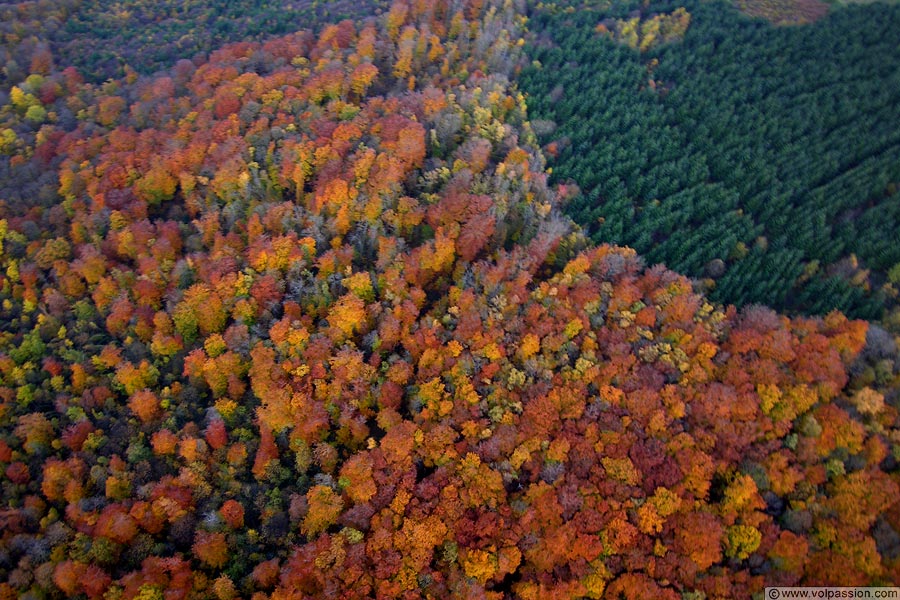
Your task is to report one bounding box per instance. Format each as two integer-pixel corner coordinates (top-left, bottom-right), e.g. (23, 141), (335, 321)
(520, 0), (900, 321)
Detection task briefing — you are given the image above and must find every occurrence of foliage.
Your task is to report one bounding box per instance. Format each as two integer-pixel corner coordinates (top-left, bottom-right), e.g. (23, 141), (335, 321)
(0, 0), (390, 86)
(520, 0), (900, 321)
(0, 0), (897, 598)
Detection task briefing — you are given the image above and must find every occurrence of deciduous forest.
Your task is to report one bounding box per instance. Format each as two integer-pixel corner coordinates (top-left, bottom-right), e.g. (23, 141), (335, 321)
(0, 0), (898, 598)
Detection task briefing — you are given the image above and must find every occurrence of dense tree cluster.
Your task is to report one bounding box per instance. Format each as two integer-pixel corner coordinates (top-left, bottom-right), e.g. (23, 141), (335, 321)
(595, 7), (691, 53)
(520, 0), (900, 322)
(0, 0), (899, 598)
(0, 0), (389, 85)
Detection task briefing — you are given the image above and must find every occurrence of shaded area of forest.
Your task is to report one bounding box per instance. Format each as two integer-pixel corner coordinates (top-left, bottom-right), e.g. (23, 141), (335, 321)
(0, 0), (389, 84)
(519, 0), (900, 323)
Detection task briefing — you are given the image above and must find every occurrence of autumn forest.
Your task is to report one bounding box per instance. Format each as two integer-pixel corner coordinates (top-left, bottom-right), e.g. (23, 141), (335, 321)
(0, 0), (899, 598)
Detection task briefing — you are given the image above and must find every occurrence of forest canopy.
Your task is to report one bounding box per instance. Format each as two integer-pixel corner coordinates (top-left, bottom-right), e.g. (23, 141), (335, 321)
(0, 0), (899, 598)
(0, 0), (393, 85)
(520, 0), (900, 322)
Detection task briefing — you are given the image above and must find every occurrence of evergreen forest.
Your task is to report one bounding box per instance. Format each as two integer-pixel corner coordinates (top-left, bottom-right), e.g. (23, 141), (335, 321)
(520, 0), (900, 321)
